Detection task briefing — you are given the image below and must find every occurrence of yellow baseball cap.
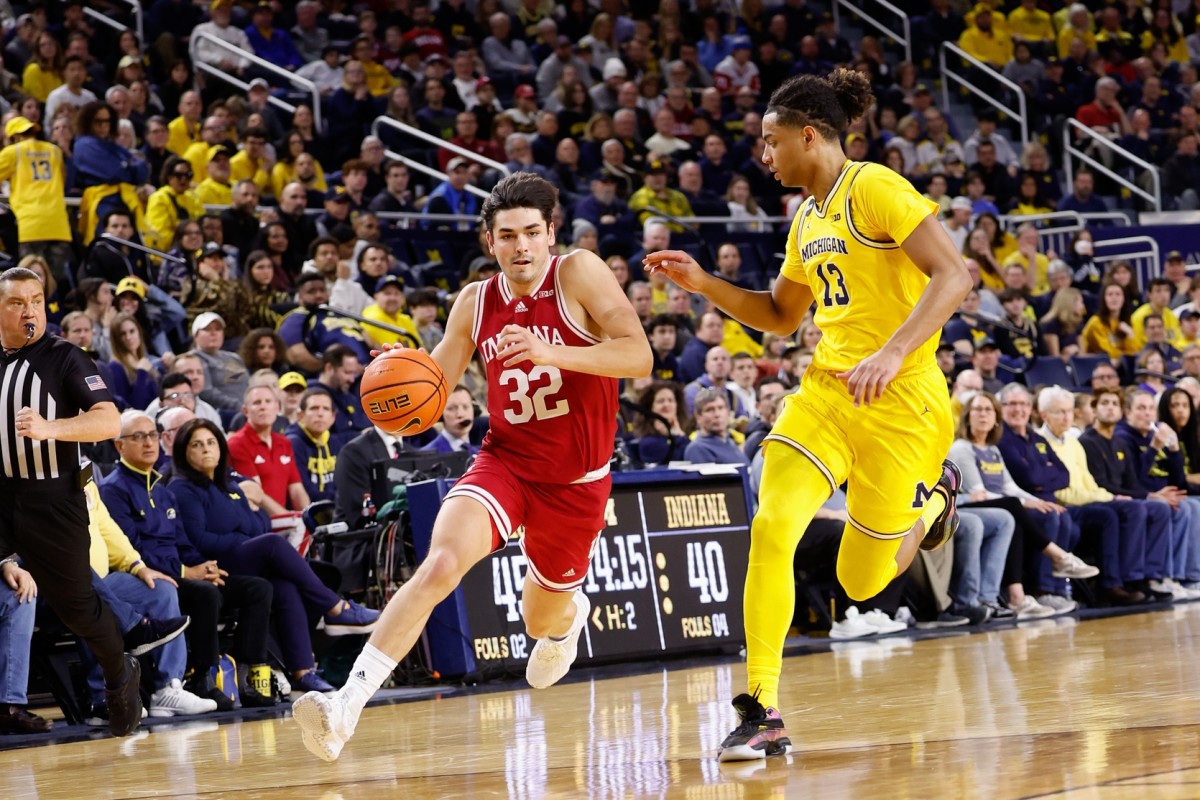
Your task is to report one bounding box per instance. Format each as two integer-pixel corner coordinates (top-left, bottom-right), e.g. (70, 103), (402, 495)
(5, 116), (37, 138)
(115, 276), (147, 299)
(279, 372), (308, 391)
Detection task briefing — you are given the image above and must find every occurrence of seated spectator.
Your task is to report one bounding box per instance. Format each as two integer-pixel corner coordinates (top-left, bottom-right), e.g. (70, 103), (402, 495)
(422, 158), (480, 232)
(1163, 132), (1200, 211)
(968, 142), (1015, 210)
(333, 423), (420, 524)
(193, 0), (252, 79)
(728, 352), (759, 421)
(482, 12), (535, 86)
(407, 289), (444, 351)
(278, 273), (374, 373)
(1057, 169), (1108, 214)
(573, 170), (631, 230)
(1040, 287), (1086, 360)
(107, 314), (161, 411)
(683, 388), (749, 466)
(963, 109), (1020, 168)
(630, 381), (690, 466)
(44, 55), (96, 126)
(190, 312), (249, 413)
(629, 160), (695, 230)
(228, 385), (310, 515)
(0, 558), (51, 733)
(171, 419), (380, 693)
(146, 369), (224, 430)
(1136, 348), (1172, 396)
(326, 60), (378, 167)
(361, 275), (422, 349)
(915, 108), (967, 176)
(743, 379), (787, 457)
(102, 411), (277, 708)
(145, 157), (203, 254)
(188, 243), (253, 341)
(1081, 283), (1139, 359)
(992, 288), (1044, 364)
(1132, 278), (1182, 350)
(725, 176), (770, 233)
(421, 386), (479, 456)
(647, 314), (680, 383)
(278, 372), (307, 427)
(22, 31), (64, 104)
(679, 311), (724, 385)
(963, 227), (1005, 293)
(645, 107), (693, 162)
(1006, 174), (1054, 217)
(317, 344), (370, 449)
(368, 161), (416, 219)
(238, 328), (288, 376)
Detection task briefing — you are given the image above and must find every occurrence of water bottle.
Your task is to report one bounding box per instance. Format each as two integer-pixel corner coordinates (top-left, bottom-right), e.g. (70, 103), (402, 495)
(361, 492), (377, 520)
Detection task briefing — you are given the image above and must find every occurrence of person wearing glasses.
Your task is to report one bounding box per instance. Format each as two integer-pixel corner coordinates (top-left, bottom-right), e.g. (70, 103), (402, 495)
(73, 101), (153, 247)
(145, 370), (224, 432)
(145, 156), (205, 254)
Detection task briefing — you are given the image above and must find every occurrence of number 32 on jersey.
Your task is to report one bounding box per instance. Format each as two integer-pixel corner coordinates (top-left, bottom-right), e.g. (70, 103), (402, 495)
(815, 262), (849, 307)
(499, 366), (570, 424)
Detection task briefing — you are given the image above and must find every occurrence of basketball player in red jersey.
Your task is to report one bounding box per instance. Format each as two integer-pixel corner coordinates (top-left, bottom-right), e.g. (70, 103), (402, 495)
(293, 173), (652, 762)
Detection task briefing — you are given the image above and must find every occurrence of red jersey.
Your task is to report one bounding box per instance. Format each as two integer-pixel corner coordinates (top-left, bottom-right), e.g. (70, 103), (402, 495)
(471, 254), (618, 484)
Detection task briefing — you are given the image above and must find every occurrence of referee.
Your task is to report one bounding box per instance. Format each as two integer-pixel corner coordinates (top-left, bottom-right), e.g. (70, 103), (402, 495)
(0, 267), (143, 736)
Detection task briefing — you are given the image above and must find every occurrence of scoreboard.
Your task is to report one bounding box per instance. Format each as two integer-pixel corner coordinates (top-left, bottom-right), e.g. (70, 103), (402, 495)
(408, 468), (752, 677)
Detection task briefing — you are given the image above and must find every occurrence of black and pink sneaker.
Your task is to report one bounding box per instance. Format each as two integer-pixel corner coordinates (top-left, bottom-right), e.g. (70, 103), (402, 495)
(920, 459), (962, 552)
(718, 692), (793, 762)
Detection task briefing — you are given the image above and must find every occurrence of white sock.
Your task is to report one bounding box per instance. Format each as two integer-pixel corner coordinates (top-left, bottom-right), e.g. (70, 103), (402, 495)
(338, 643), (398, 720)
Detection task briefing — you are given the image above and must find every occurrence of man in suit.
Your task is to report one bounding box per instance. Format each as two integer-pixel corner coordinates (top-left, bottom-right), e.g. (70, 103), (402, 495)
(421, 387), (479, 456)
(332, 426), (418, 525)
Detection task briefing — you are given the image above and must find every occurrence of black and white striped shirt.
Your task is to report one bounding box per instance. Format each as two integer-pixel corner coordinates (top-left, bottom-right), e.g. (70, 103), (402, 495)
(0, 335), (114, 481)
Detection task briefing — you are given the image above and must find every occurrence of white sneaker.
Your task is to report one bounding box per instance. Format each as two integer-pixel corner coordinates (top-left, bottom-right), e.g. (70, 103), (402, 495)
(149, 679), (220, 717)
(1151, 578), (1194, 601)
(1050, 552), (1100, 579)
(1035, 594), (1078, 615)
(526, 591), (590, 689)
(293, 691), (355, 762)
(861, 608), (908, 634)
(829, 607), (877, 639)
(1013, 595), (1055, 619)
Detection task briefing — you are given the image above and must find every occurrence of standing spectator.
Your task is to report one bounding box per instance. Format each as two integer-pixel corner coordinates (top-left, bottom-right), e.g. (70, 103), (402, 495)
(0, 117), (73, 285)
(712, 37), (760, 97)
(191, 0), (251, 78)
(957, 6), (1013, 69)
(326, 61), (377, 167)
(482, 12), (535, 87)
(44, 56), (96, 127)
(244, 2), (303, 72)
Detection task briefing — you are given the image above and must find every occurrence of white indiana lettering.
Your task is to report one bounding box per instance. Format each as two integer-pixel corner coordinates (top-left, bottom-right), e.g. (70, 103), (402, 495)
(479, 325), (567, 364)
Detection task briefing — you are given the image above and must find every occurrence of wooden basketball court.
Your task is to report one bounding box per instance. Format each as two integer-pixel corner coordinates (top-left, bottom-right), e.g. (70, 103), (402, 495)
(4, 606), (1199, 799)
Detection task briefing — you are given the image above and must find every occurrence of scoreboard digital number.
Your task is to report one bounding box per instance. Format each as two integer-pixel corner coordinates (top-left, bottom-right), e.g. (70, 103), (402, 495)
(458, 473), (751, 672)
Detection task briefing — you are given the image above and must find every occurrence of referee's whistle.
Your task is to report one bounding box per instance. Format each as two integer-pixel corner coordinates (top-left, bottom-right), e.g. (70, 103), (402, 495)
(23, 323), (33, 339)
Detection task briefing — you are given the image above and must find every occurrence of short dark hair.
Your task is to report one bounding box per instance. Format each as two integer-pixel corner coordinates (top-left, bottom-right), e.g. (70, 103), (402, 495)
(322, 343), (357, 369)
(242, 125), (269, 141)
(342, 158), (369, 175)
(172, 418), (230, 489)
(407, 287), (439, 308)
(998, 287), (1026, 303)
(1148, 277), (1174, 292)
(299, 386), (336, 413)
(0, 267), (42, 295)
(160, 372), (191, 397)
(63, 55), (85, 70)
(308, 236), (339, 259)
(646, 313), (677, 333)
(481, 172), (558, 232)
(384, 159), (408, 176)
(731, 351), (755, 364)
(356, 242), (392, 270)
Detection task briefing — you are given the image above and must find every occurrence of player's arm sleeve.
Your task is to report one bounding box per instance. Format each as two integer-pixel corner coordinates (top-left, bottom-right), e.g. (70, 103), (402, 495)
(776, 208), (809, 286)
(849, 164), (939, 246)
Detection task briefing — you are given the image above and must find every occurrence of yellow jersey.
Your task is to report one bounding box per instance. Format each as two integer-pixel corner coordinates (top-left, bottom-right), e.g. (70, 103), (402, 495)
(0, 139), (71, 242)
(230, 151), (270, 196)
(779, 161), (938, 379)
(167, 116), (202, 157)
(360, 304), (422, 348)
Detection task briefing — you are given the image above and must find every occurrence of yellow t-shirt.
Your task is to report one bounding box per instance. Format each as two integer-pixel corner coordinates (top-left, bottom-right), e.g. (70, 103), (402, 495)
(361, 304), (422, 348)
(167, 116), (202, 157)
(1001, 250), (1050, 294)
(779, 161), (938, 378)
(1058, 25), (1097, 58)
(0, 139), (71, 242)
(363, 61), (397, 97)
(1130, 302), (1182, 350)
(21, 62), (62, 103)
(230, 151), (270, 196)
(958, 26), (1014, 66)
(1006, 6), (1054, 43)
(1080, 315), (1139, 358)
(195, 178), (232, 207)
(182, 141), (212, 183)
(270, 159), (327, 200)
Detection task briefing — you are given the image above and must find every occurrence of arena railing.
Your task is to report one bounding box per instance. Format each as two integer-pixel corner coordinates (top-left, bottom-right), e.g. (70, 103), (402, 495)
(1062, 118), (1162, 213)
(940, 42), (1029, 146)
(371, 116), (507, 201)
(188, 31), (324, 132)
(82, 0), (142, 45)
(831, 0), (912, 64)
(82, 7), (128, 35)
(1001, 210), (1130, 259)
(1092, 235), (1162, 287)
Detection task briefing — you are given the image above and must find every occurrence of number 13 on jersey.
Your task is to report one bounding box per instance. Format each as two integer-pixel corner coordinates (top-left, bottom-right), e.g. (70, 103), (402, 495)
(816, 262), (849, 307)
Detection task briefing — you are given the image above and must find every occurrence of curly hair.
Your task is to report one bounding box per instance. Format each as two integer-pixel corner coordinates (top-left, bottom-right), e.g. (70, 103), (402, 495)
(766, 68), (874, 138)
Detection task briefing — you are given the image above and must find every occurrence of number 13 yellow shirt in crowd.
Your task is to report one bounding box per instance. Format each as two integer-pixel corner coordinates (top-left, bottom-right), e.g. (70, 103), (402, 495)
(0, 136), (71, 244)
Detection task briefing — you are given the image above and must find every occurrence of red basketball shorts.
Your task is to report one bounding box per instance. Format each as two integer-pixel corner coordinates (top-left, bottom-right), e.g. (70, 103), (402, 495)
(444, 449), (611, 592)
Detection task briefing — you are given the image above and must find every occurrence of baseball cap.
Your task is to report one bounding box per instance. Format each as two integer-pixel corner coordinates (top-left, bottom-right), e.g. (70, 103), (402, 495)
(591, 168), (617, 182)
(730, 35), (752, 51)
(115, 276), (146, 299)
(427, 53), (450, 65)
(117, 54), (141, 70)
(475, 76), (492, 90)
(1045, 56), (1062, 67)
(191, 312), (225, 335)
(247, 77), (269, 91)
(936, 339), (955, 353)
(279, 372), (308, 391)
(295, 271), (326, 290)
(514, 84), (536, 99)
(208, 143), (233, 159)
(446, 156), (470, 171)
(950, 196), (973, 212)
(324, 187), (351, 202)
(210, 0), (231, 10)
(845, 132), (866, 146)
(1166, 250), (1185, 261)
(974, 337), (999, 351)
(914, 83), (931, 95)
(4, 116), (37, 138)
(603, 57), (627, 80)
(199, 242), (226, 260)
(555, 34), (571, 47)
(645, 160), (667, 174)
(375, 274), (405, 293)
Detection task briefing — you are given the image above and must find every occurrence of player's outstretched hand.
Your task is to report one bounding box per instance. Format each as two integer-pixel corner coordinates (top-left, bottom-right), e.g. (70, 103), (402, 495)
(642, 250), (707, 294)
(837, 348), (904, 407)
(498, 324), (551, 368)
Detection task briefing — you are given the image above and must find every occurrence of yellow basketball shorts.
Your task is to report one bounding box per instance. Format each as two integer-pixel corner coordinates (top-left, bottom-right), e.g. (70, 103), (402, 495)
(763, 365), (953, 538)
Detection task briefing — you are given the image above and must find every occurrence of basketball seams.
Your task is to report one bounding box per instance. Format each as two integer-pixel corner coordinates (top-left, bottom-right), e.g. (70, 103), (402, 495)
(360, 349), (449, 434)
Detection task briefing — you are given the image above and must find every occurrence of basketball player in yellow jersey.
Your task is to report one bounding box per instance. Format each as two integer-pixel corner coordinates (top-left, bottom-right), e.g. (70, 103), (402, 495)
(0, 117), (72, 283)
(644, 69), (973, 762)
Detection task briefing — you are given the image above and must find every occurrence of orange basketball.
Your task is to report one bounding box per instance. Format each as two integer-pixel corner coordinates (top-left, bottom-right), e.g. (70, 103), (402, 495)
(359, 349), (448, 436)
